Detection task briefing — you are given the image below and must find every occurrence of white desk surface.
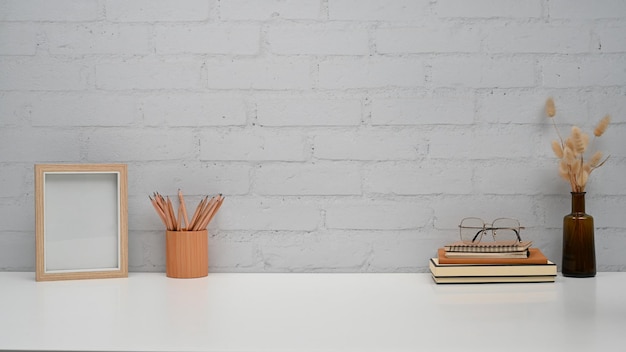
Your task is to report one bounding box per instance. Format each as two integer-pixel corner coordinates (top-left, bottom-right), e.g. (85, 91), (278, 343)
(1, 272), (625, 352)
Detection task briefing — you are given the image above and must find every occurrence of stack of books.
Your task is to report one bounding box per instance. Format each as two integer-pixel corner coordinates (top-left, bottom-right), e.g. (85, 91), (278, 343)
(430, 241), (557, 284)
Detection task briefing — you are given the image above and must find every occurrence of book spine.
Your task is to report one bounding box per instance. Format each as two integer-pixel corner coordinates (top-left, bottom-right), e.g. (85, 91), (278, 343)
(429, 260), (557, 277)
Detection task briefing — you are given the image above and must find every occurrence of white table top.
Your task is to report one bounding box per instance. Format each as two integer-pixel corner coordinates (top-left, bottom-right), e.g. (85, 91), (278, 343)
(1, 272), (625, 351)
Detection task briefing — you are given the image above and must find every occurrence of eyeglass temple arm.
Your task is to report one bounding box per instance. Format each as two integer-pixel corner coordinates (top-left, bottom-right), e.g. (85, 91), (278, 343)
(512, 228), (522, 241)
(471, 229), (484, 243)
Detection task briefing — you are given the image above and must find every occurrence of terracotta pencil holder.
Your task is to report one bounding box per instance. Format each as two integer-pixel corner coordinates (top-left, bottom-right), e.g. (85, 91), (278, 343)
(165, 229), (208, 279)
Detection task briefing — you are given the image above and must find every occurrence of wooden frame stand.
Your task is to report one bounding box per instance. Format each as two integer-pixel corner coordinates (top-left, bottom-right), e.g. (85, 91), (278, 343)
(35, 163), (128, 281)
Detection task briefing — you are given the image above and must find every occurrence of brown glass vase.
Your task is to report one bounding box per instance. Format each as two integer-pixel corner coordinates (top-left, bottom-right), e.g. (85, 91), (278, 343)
(562, 192), (596, 277)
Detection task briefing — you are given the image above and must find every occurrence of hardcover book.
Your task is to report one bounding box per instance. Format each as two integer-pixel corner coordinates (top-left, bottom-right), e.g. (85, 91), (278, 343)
(431, 275), (556, 284)
(429, 258), (557, 277)
(444, 249), (529, 259)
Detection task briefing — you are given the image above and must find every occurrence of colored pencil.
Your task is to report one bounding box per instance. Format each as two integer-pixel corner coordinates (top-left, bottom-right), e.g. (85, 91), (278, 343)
(149, 191), (224, 232)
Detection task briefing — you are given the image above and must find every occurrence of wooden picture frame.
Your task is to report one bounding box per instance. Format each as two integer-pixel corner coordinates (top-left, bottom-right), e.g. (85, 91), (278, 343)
(35, 164), (128, 281)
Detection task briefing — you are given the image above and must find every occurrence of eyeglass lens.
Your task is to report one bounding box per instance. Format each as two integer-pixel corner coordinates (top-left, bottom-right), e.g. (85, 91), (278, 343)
(459, 217), (486, 243)
(491, 218), (521, 243)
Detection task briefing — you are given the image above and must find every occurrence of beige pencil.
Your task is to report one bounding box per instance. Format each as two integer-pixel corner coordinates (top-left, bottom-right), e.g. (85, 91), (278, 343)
(166, 196), (177, 231)
(205, 195), (224, 229)
(188, 197), (205, 231)
(190, 196), (209, 231)
(177, 205), (183, 231)
(194, 196), (216, 231)
(153, 192), (164, 212)
(149, 196), (168, 227)
(191, 196), (211, 230)
(178, 189), (190, 230)
(199, 195), (223, 230)
(153, 193), (174, 230)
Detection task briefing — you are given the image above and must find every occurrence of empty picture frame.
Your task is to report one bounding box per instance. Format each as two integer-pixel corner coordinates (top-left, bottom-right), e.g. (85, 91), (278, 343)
(35, 164), (128, 281)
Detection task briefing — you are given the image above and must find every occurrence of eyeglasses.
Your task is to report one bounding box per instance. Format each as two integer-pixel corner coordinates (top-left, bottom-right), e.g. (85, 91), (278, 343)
(458, 217), (524, 244)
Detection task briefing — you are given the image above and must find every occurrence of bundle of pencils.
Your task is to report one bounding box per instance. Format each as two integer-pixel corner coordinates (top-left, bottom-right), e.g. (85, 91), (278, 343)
(149, 190), (224, 231)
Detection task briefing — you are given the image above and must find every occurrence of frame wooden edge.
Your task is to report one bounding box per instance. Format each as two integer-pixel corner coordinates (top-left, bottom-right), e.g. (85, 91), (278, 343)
(35, 164), (45, 281)
(35, 163), (128, 282)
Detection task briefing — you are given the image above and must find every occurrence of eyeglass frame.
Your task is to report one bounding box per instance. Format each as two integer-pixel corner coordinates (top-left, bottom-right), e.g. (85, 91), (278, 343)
(458, 217), (525, 244)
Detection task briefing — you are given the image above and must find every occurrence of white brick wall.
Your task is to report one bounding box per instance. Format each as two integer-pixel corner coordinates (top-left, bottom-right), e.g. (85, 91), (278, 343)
(0, 24), (38, 55)
(0, 58), (92, 90)
(329, 0), (430, 21)
(595, 24), (626, 53)
(141, 93), (247, 127)
(364, 162), (473, 195)
(325, 199), (432, 230)
(0, 129), (81, 161)
(542, 57), (626, 87)
(548, 0), (626, 19)
(318, 58), (425, 89)
(435, 0), (543, 18)
(430, 56), (536, 88)
(96, 61), (205, 90)
(155, 25), (260, 55)
(0, 0), (100, 21)
(256, 96), (362, 126)
(206, 59), (312, 89)
(219, 0), (320, 21)
(268, 25), (369, 56)
(370, 95), (475, 125)
(1, 0), (625, 273)
(199, 128), (308, 161)
(30, 93), (139, 126)
(105, 0), (212, 22)
(44, 23), (153, 55)
(313, 129), (426, 160)
(375, 26), (482, 54)
(483, 24), (592, 54)
(254, 162), (362, 195)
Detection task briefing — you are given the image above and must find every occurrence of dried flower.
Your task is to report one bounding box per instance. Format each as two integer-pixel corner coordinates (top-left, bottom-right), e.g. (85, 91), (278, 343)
(578, 170), (589, 188)
(562, 146), (576, 165)
(571, 159), (582, 175)
(594, 115), (611, 137)
(570, 126), (587, 154)
(564, 137), (575, 152)
(551, 140), (564, 158)
(588, 151), (603, 168)
(558, 160), (570, 180)
(545, 98), (556, 118)
(545, 98), (611, 192)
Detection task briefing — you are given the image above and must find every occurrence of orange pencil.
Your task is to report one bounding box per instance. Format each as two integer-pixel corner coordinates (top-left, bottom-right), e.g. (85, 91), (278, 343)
(149, 191), (223, 231)
(204, 195), (224, 229)
(149, 196), (168, 227)
(153, 192), (164, 211)
(178, 189), (190, 230)
(207, 195), (224, 224)
(154, 193), (174, 230)
(166, 196), (177, 231)
(191, 196), (210, 230)
(193, 196), (216, 231)
(177, 205), (183, 231)
(188, 197), (205, 231)
(199, 195), (223, 230)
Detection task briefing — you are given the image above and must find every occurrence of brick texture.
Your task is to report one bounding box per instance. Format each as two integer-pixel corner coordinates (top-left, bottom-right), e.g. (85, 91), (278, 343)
(0, 0), (625, 273)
